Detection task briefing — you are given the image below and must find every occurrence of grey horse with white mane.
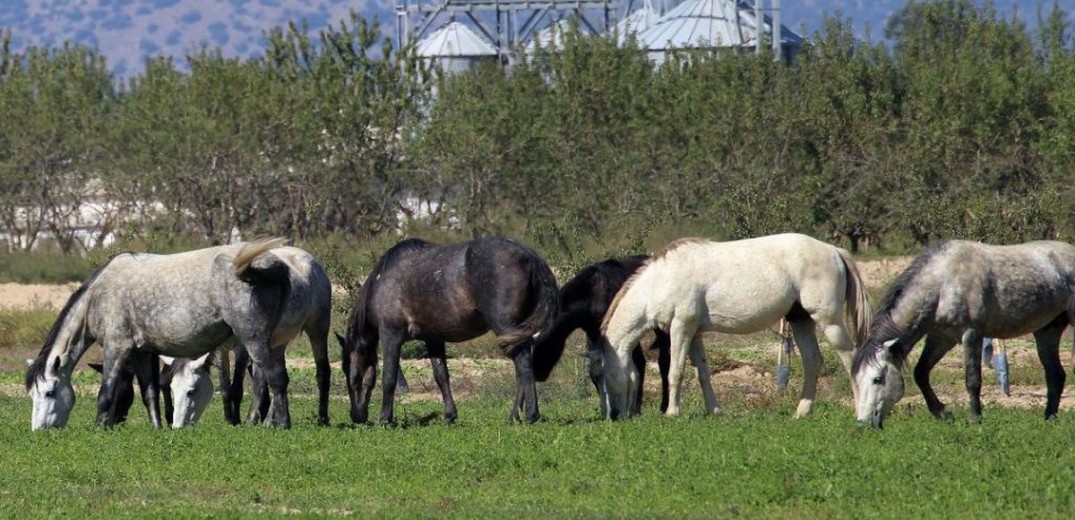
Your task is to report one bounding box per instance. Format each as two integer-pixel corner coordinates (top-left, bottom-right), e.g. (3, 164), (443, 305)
(853, 240), (1075, 428)
(25, 238), (330, 430)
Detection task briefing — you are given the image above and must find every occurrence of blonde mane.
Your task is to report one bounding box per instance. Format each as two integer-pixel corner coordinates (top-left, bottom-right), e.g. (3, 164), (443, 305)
(599, 238), (710, 333)
(233, 237), (287, 277)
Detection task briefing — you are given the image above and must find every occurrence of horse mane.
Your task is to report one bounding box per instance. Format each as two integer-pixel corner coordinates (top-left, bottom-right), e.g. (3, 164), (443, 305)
(600, 240), (707, 333)
(651, 237), (709, 262)
(851, 241), (951, 372)
(25, 256), (119, 389)
(346, 238), (432, 344)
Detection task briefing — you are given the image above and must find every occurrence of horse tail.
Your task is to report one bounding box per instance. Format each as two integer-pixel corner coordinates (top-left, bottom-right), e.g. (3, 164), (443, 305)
(233, 237), (289, 285)
(498, 255), (560, 359)
(836, 247), (872, 347)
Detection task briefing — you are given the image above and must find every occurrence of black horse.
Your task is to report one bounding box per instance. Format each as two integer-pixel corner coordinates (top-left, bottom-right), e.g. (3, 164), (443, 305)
(337, 237), (559, 424)
(531, 256), (671, 416)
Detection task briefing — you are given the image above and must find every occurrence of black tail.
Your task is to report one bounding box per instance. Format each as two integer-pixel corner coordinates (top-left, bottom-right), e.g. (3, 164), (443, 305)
(499, 256), (559, 374)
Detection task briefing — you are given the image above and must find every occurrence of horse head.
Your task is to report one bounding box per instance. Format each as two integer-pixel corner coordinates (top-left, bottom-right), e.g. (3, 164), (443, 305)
(853, 339), (905, 428)
(168, 353), (215, 428)
(26, 355), (76, 430)
(597, 344), (634, 420)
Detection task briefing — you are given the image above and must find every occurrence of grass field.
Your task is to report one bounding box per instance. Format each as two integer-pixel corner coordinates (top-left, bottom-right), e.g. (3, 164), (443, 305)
(3, 356), (1075, 519)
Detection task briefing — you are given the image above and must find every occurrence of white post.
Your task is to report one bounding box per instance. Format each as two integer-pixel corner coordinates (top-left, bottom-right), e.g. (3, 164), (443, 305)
(755, 0), (763, 54)
(771, 0), (781, 61)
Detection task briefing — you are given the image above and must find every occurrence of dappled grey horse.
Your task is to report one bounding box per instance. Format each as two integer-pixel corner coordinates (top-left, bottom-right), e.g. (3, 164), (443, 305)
(25, 238), (330, 430)
(853, 240), (1075, 427)
(337, 236), (559, 424)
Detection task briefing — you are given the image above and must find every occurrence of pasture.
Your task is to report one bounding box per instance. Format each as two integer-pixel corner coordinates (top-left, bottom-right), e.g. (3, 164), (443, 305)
(2, 344), (1075, 518)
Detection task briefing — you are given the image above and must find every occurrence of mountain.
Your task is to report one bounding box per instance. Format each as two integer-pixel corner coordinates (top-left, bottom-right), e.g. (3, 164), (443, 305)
(0, 1), (1057, 77)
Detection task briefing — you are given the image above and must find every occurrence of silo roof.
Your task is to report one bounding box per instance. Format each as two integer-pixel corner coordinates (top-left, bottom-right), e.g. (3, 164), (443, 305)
(615, 4), (660, 44)
(639, 0), (801, 51)
(417, 21), (498, 57)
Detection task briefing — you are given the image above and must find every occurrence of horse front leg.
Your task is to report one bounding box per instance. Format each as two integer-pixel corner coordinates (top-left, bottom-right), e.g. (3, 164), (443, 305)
(654, 330), (671, 414)
(664, 318), (696, 417)
(379, 329), (406, 424)
(914, 334), (956, 421)
(95, 347), (132, 428)
(307, 328), (332, 426)
(689, 337), (720, 415)
(1033, 322), (1067, 420)
(510, 342), (540, 424)
(961, 330), (985, 423)
(426, 340), (458, 424)
(131, 351), (163, 429)
(630, 344), (647, 416)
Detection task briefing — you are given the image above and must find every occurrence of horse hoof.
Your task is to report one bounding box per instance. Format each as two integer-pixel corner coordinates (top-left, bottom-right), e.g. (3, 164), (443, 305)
(938, 411), (954, 422)
(968, 414), (981, 424)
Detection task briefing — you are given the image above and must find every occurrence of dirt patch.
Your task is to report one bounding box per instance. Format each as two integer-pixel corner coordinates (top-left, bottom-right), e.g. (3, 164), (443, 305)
(856, 256), (913, 289)
(0, 282), (79, 310)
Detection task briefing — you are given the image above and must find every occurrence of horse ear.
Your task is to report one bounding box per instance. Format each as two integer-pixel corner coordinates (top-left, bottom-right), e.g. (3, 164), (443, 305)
(25, 359), (34, 367)
(189, 352), (212, 371)
(50, 356), (62, 376)
(88, 363), (104, 374)
(159, 355), (175, 366)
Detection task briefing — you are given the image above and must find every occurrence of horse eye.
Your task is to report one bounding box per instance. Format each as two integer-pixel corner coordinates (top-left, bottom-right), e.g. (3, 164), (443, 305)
(44, 389), (56, 399)
(186, 389), (196, 397)
(872, 376), (883, 385)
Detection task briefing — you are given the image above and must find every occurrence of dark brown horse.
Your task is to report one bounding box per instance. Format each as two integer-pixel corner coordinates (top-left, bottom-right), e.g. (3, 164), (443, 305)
(531, 256), (671, 416)
(337, 237), (559, 424)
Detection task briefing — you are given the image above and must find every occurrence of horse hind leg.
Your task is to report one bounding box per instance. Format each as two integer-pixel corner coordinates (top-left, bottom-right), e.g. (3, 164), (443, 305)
(131, 351), (163, 429)
(1033, 319), (1067, 420)
(510, 340), (540, 424)
(225, 344), (249, 426)
(246, 347), (279, 424)
(244, 339), (291, 429)
(819, 320), (859, 404)
(788, 319), (822, 418)
(425, 340), (458, 424)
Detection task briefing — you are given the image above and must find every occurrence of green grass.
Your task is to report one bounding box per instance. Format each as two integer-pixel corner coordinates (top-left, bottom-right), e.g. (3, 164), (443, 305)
(3, 364), (1075, 519)
(2, 398), (1074, 518)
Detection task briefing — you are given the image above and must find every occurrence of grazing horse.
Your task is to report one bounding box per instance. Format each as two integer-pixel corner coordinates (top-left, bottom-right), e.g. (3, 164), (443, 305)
(852, 240), (1075, 428)
(599, 233), (871, 419)
(531, 256), (671, 416)
(25, 239), (331, 430)
(97, 245), (333, 429)
(337, 236), (558, 424)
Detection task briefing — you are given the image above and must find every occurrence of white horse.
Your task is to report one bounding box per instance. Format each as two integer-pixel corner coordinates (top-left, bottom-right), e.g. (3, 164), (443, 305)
(25, 239), (332, 430)
(599, 233), (871, 419)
